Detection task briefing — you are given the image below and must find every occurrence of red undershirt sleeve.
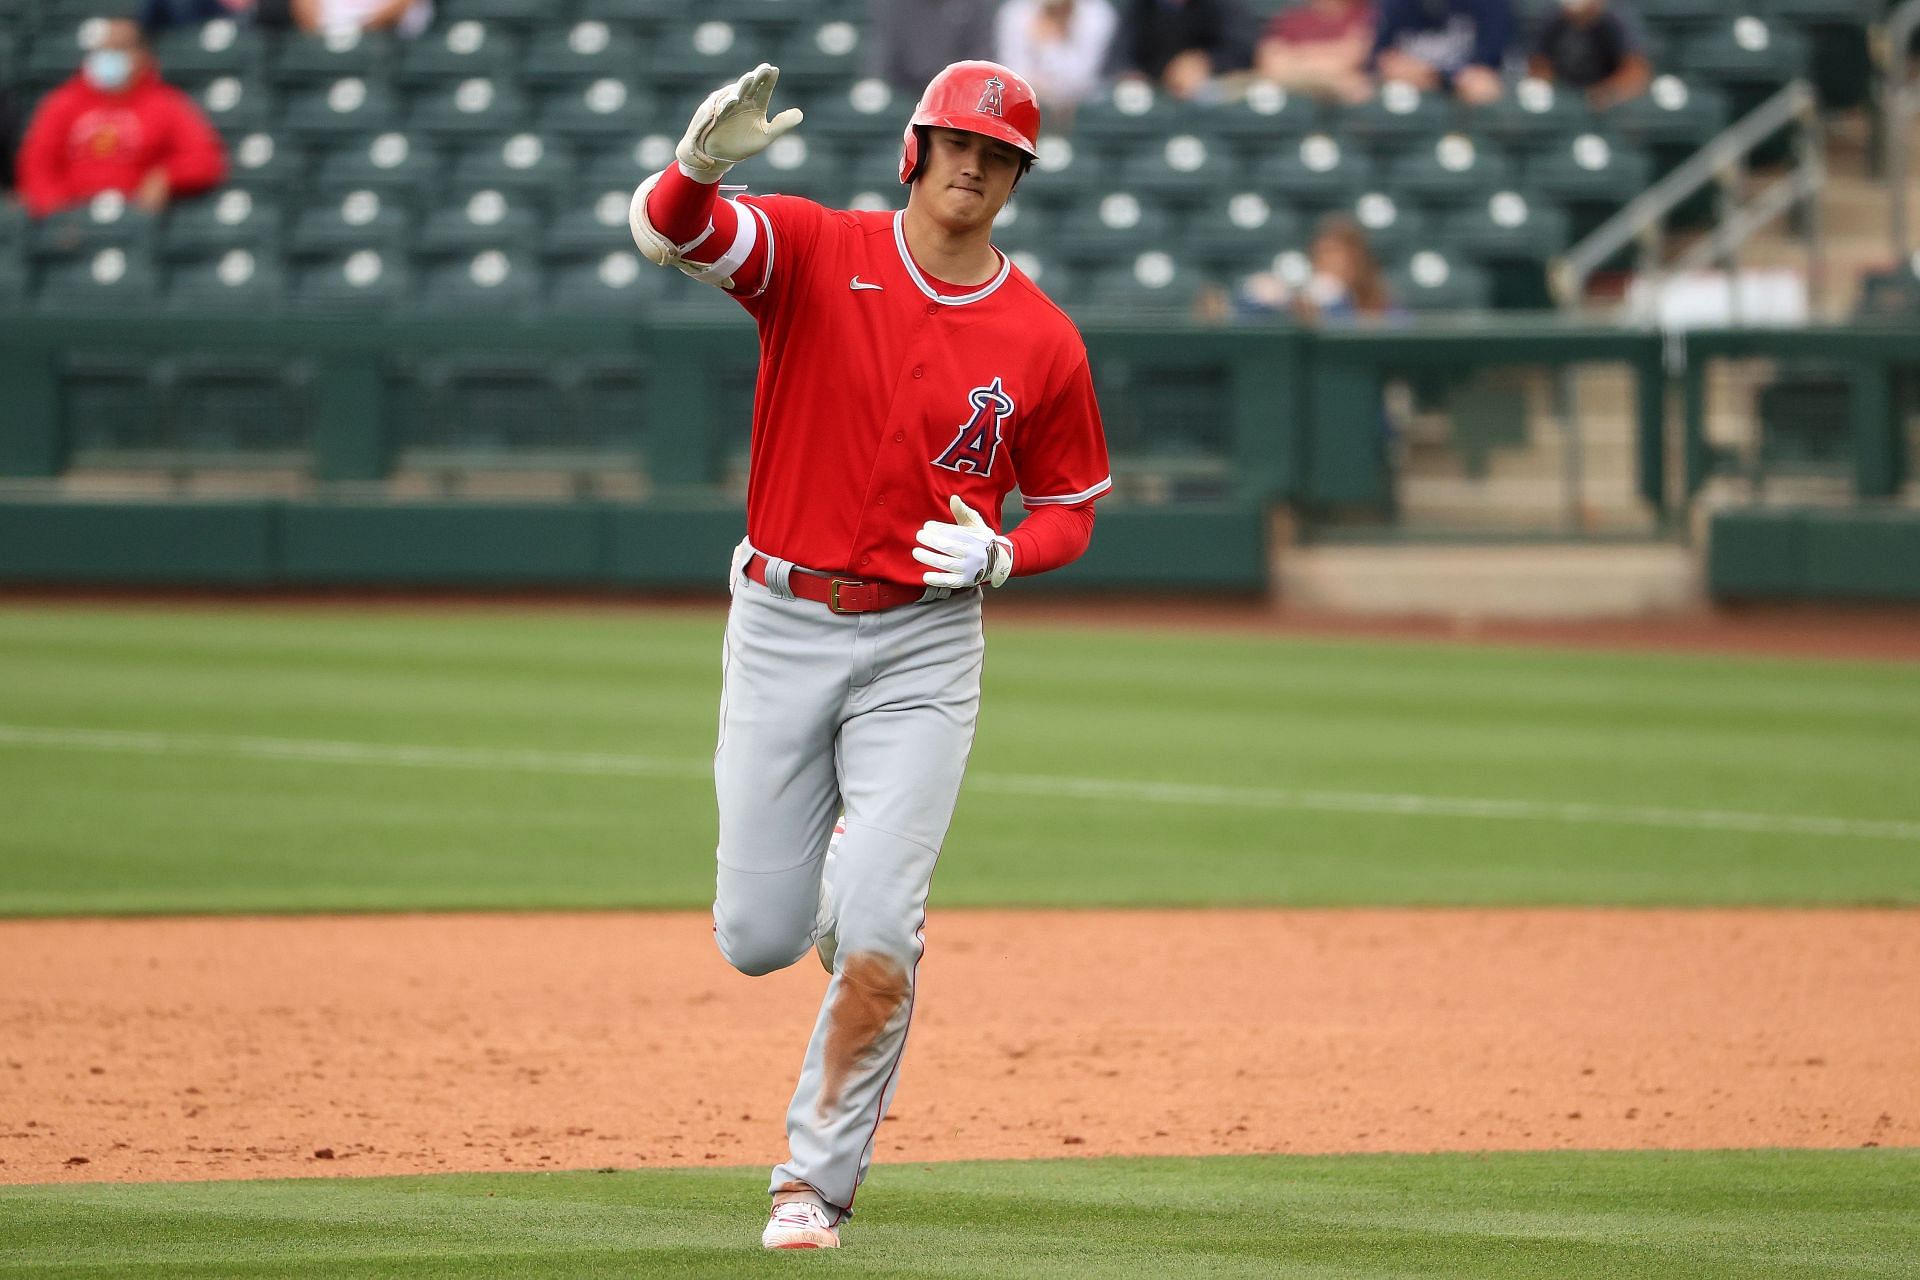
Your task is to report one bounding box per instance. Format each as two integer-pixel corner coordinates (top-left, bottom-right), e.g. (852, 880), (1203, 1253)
(644, 161), (730, 247)
(1007, 504), (1096, 577)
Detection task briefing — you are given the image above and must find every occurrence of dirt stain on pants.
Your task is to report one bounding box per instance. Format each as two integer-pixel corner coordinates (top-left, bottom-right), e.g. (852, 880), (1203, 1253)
(818, 951), (910, 1116)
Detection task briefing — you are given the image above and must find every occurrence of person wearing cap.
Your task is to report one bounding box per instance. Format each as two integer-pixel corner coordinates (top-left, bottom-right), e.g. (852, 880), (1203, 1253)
(629, 60), (1110, 1251)
(14, 17), (227, 217)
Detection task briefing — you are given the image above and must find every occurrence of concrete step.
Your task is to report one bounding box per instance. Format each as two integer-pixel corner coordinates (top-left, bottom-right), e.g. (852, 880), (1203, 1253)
(1278, 542), (1699, 619)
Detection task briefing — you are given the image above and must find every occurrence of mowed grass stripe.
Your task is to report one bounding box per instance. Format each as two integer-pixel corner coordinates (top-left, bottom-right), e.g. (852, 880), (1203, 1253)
(2, 606), (1918, 913)
(4, 722), (1917, 843)
(0, 1151), (1915, 1279)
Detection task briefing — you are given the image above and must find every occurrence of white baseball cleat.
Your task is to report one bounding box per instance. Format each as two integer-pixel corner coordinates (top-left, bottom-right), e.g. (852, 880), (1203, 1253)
(813, 817), (845, 974)
(762, 1200), (841, 1249)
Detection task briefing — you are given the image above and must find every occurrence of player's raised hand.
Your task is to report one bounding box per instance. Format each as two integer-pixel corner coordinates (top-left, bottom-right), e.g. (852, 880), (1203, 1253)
(913, 495), (1014, 590)
(676, 63), (805, 182)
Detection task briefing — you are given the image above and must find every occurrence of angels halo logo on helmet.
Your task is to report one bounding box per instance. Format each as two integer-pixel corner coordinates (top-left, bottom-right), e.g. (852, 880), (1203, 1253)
(898, 60), (1040, 185)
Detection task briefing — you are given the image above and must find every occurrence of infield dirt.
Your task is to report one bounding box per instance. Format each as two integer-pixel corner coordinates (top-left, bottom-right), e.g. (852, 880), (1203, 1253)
(2, 909), (1914, 1184)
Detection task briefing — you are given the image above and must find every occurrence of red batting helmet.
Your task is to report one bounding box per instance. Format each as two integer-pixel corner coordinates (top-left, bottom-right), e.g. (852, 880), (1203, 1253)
(898, 60), (1041, 185)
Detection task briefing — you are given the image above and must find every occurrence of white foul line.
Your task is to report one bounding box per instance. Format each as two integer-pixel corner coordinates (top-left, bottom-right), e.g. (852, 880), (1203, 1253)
(2, 723), (1916, 844)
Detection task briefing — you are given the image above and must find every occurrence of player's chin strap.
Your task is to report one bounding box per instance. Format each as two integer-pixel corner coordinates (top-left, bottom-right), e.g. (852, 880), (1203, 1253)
(627, 169), (759, 289)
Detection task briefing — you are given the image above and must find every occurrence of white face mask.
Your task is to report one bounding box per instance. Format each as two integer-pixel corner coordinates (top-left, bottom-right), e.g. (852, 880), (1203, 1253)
(84, 48), (134, 91)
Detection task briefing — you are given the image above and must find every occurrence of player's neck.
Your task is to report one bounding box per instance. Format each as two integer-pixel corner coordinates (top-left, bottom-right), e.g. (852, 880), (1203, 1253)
(900, 203), (1001, 288)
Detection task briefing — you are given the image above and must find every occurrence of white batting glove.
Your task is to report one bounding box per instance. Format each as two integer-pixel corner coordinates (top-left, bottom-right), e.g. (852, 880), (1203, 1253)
(676, 63), (804, 182)
(913, 495), (1014, 590)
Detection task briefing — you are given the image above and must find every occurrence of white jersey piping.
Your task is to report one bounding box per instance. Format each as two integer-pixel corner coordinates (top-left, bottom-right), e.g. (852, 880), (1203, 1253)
(1022, 476), (1113, 507)
(891, 210), (1010, 306)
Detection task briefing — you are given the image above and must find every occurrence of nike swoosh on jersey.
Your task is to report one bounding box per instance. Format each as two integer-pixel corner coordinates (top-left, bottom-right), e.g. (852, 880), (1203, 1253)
(849, 276), (884, 292)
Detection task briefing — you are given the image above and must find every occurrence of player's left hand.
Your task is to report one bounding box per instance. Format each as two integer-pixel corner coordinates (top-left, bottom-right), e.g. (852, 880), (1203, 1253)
(913, 495), (1013, 590)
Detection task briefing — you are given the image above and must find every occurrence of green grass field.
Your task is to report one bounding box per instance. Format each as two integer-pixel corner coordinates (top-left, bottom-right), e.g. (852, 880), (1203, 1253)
(4, 1152), (1918, 1279)
(1, 606), (1916, 914)
(2, 604), (1915, 1277)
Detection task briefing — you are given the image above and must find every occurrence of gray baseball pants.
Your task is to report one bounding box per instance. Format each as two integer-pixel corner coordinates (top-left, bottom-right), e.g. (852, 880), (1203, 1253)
(712, 549), (984, 1216)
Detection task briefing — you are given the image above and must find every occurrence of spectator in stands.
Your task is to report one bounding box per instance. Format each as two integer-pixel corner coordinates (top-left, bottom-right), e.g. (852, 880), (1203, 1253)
(1371, 0), (1512, 104)
(290, 0), (433, 39)
(1254, 0), (1376, 103)
(1112, 0), (1259, 101)
(140, 0), (257, 30)
(871, 0), (1000, 97)
(14, 19), (228, 217)
(1528, 0), (1651, 110)
(1237, 214), (1395, 323)
(995, 0), (1120, 116)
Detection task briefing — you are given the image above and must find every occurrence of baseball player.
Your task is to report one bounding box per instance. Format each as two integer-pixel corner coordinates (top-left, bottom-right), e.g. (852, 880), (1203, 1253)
(630, 60), (1110, 1250)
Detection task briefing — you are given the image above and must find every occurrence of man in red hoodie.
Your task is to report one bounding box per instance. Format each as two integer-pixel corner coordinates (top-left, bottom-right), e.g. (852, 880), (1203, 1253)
(15, 18), (228, 217)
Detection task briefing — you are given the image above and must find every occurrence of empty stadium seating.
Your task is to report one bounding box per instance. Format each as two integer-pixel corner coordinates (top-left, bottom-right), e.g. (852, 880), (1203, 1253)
(0, 0), (1848, 319)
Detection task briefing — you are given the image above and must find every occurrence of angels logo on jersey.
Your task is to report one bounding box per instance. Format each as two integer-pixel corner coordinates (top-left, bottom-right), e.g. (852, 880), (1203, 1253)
(933, 377), (1013, 477)
(976, 76), (1005, 118)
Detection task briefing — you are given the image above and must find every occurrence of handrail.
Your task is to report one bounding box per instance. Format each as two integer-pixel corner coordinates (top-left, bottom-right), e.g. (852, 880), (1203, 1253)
(1550, 80), (1823, 308)
(1888, 0), (1920, 258)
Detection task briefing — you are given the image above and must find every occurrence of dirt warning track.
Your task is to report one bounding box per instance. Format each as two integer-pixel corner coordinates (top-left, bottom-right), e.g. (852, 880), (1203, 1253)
(2, 909), (1914, 1184)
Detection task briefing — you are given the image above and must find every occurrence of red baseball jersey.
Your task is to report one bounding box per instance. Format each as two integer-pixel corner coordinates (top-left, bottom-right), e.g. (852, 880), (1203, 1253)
(696, 193), (1110, 587)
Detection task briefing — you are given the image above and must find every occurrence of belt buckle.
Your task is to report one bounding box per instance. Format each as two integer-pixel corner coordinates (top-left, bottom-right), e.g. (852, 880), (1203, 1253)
(828, 579), (859, 614)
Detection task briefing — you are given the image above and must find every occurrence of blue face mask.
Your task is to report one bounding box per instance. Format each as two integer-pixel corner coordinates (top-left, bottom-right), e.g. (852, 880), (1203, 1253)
(84, 49), (134, 91)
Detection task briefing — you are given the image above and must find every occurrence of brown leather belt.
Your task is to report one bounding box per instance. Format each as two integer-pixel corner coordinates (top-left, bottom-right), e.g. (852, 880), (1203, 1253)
(744, 553), (929, 614)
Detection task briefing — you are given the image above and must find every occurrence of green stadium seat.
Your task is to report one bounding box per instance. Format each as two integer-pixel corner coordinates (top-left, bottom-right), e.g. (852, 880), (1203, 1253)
(1117, 132), (1240, 202)
(1465, 77), (1595, 151)
(22, 18), (100, 89)
(394, 20), (522, 86)
(151, 18), (265, 84)
(1389, 250), (1491, 311)
(0, 246), (28, 307)
(194, 74), (275, 137)
(823, 144), (892, 204)
(1345, 190), (1430, 260)
(980, 200), (1047, 257)
(1184, 190), (1305, 276)
(165, 247), (288, 311)
(449, 0), (551, 25)
(282, 76), (403, 141)
(1050, 192), (1176, 265)
(417, 249), (543, 314)
(270, 26), (395, 87)
(1675, 17), (1811, 88)
(575, 0), (684, 22)
(1004, 249), (1078, 304)
(1205, 81), (1325, 155)
(289, 189), (412, 257)
(1090, 251), (1205, 316)
(706, 0), (828, 28)
(546, 188), (634, 258)
(520, 20), (645, 86)
(1073, 80), (1192, 149)
(313, 132), (446, 208)
(1758, 0), (1874, 109)
(226, 129), (306, 193)
(1600, 76), (1729, 152)
(1632, 0), (1726, 28)
(1523, 132), (1653, 208)
(1386, 134), (1516, 207)
(1441, 190), (1570, 262)
(1248, 133), (1375, 210)
(39, 0), (143, 23)
(0, 201), (31, 252)
(535, 77), (662, 141)
(646, 21), (773, 95)
(548, 250), (676, 315)
(416, 189), (543, 256)
(802, 77), (902, 148)
(1021, 135), (1110, 209)
(30, 193), (158, 259)
(450, 133), (579, 206)
(293, 248), (412, 310)
(163, 187), (285, 259)
(580, 138), (674, 197)
(773, 18), (864, 90)
(406, 77), (532, 139)
(744, 133), (844, 205)
(1330, 81), (1452, 153)
(36, 246), (159, 310)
